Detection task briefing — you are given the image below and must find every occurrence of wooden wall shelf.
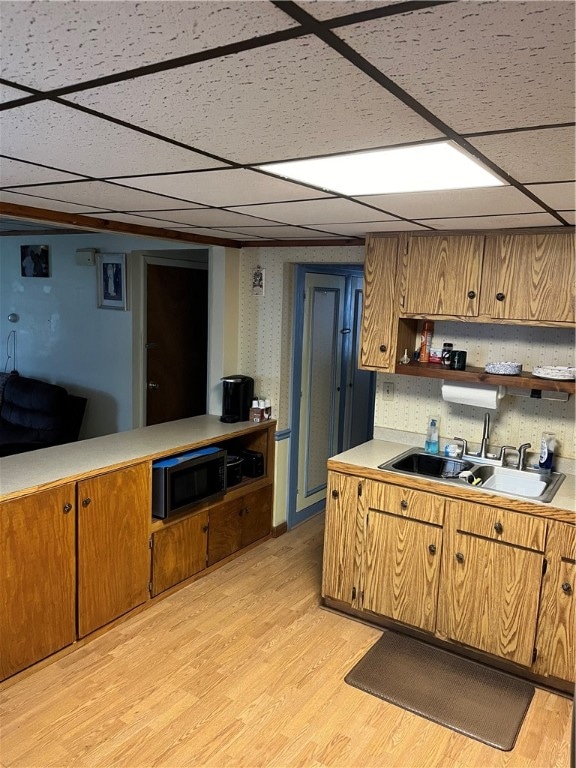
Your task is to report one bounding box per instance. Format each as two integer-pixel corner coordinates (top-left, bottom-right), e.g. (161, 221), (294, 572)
(394, 363), (575, 394)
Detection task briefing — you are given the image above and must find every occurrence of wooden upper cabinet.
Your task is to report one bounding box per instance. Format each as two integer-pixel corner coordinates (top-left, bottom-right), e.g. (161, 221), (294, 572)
(360, 235), (401, 370)
(77, 463), (151, 637)
(480, 232), (575, 323)
(533, 521), (575, 683)
(400, 234), (484, 317)
(0, 484), (76, 681)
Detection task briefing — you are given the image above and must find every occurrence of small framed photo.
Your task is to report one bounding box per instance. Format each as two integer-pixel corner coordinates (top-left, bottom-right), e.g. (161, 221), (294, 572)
(252, 265), (265, 296)
(21, 245), (50, 277)
(97, 254), (127, 310)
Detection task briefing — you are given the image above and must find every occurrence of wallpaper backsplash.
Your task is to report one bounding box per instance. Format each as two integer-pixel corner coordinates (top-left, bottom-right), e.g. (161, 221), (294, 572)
(375, 321), (576, 459)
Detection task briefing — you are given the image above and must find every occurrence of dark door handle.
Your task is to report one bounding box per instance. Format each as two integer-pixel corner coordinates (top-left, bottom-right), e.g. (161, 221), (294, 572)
(561, 582), (572, 595)
(428, 544), (437, 555)
(82, 498), (91, 507)
(379, 344), (387, 353)
(63, 503), (73, 514)
(494, 521), (503, 535)
(496, 292), (506, 302)
(467, 290), (476, 299)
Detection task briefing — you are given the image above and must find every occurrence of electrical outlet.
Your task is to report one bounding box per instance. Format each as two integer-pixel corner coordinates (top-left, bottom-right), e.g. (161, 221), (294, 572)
(382, 381), (395, 400)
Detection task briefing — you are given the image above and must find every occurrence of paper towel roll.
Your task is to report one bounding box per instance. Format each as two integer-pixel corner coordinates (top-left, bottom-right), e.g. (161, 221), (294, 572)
(441, 382), (506, 409)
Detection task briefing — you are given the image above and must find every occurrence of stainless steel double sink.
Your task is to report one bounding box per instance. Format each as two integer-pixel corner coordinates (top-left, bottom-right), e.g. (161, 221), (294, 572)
(378, 448), (565, 503)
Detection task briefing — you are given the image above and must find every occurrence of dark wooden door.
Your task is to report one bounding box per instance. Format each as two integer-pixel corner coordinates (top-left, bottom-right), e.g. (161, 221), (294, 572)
(146, 264), (208, 426)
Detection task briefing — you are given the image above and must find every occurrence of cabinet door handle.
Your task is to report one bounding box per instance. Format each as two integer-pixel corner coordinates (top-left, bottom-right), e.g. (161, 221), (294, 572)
(379, 344), (387, 353)
(496, 292), (506, 302)
(400, 499), (408, 510)
(455, 552), (465, 563)
(561, 582), (572, 595)
(332, 489), (339, 499)
(428, 544), (437, 555)
(494, 521), (503, 535)
(82, 498), (91, 507)
(63, 503), (73, 514)
(467, 290), (476, 299)
(202, 525), (208, 533)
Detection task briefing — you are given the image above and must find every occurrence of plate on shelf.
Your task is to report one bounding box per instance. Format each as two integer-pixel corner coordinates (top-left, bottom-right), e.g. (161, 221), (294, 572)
(532, 366), (576, 380)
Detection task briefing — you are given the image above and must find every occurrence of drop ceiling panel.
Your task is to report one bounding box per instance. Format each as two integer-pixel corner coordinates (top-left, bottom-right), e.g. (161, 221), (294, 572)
(357, 186), (544, 220)
(170, 227), (255, 241)
(312, 220), (427, 235)
(0, 158), (85, 187)
(417, 213), (560, 230)
(525, 183), (576, 211)
(1, 102), (228, 178)
(468, 128), (576, 184)
(297, 1), (405, 21)
(8, 181), (208, 213)
(66, 35), (443, 165)
(217, 225), (347, 239)
(0, 190), (111, 215)
(1, 1), (298, 91)
(116, 169), (332, 207)
(230, 197), (400, 225)
(109, 208), (283, 228)
(339, 1), (575, 132)
(0, 84), (30, 103)
(81, 212), (208, 229)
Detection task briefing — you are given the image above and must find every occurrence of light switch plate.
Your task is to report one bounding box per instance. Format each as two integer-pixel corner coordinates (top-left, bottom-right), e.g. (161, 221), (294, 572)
(382, 381), (395, 400)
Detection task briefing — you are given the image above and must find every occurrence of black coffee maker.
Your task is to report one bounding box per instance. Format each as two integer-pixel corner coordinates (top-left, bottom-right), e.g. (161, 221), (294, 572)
(220, 375), (254, 423)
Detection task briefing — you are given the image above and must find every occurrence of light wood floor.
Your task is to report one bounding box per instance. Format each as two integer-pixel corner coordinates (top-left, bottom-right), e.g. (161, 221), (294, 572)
(0, 514), (572, 768)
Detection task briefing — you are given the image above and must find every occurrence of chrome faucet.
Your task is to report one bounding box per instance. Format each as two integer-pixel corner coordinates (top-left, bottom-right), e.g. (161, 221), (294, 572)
(479, 412), (491, 458)
(516, 442), (532, 471)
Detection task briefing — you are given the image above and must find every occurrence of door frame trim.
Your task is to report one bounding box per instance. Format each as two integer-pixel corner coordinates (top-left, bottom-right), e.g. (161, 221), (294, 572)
(287, 262), (369, 530)
(129, 250), (209, 428)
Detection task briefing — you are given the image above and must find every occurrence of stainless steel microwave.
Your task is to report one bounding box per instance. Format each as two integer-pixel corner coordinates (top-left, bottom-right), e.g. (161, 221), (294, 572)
(152, 446), (227, 519)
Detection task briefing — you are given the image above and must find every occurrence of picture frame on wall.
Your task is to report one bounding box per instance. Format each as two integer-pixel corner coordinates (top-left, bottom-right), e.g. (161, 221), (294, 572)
(20, 245), (50, 277)
(97, 254), (127, 310)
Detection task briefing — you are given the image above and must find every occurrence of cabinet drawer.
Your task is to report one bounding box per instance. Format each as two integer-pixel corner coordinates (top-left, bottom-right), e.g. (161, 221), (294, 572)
(450, 501), (546, 551)
(367, 481), (444, 525)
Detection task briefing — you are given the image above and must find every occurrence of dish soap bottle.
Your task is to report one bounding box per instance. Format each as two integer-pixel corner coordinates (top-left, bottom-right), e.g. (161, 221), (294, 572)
(425, 417), (439, 454)
(539, 432), (555, 473)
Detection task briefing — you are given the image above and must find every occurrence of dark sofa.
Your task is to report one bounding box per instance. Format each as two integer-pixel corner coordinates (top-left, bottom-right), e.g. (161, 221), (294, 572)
(0, 373), (87, 457)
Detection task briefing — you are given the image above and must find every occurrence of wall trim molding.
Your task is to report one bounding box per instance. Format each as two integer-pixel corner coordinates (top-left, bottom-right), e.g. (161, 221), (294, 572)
(275, 428), (291, 441)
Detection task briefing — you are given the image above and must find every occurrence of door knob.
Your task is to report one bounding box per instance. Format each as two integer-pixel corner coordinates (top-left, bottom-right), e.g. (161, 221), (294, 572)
(147, 381), (160, 390)
(561, 582), (572, 595)
(455, 552), (465, 563)
(82, 498), (91, 507)
(63, 503), (72, 514)
(428, 544), (437, 555)
(494, 521), (504, 535)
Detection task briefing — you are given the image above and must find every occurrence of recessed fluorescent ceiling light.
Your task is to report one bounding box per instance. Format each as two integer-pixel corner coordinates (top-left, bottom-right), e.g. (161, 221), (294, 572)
(260, 142), (504, 195)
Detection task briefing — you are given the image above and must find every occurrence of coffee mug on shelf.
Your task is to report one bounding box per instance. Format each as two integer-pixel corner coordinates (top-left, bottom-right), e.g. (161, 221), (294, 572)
(441, 343), (453, 367)
(449, 350), (467, 370)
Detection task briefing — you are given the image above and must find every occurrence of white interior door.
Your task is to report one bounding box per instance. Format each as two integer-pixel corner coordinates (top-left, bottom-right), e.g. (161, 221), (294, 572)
(296, 273), (346, 515)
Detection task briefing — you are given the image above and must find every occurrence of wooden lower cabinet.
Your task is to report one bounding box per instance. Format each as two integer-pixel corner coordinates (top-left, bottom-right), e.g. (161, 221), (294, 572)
(77, 463), (151, 637)
(322, 472), (364, 606)
(437, 500), (546, 667)
(323, 469), (574, 686)
(322, 472), (444, 633)
(533, 521), (575, 682)
(151, 510), (208, 597)
(208, 485), (272, 566)
(363, 480), (444, 632)
(0, 484), (76, 681)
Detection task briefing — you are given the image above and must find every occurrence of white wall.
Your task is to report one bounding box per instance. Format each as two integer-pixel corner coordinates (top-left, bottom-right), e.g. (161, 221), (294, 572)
(0, 233), (197, 437)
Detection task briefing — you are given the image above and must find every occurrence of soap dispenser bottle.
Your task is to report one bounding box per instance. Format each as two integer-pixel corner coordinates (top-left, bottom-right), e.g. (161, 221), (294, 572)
(425, 417), (439, 454)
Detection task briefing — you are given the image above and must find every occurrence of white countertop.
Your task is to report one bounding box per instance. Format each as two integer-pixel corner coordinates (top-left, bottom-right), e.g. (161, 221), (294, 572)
(0, 415), (272, 501)
(329, 439), (576, 518)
